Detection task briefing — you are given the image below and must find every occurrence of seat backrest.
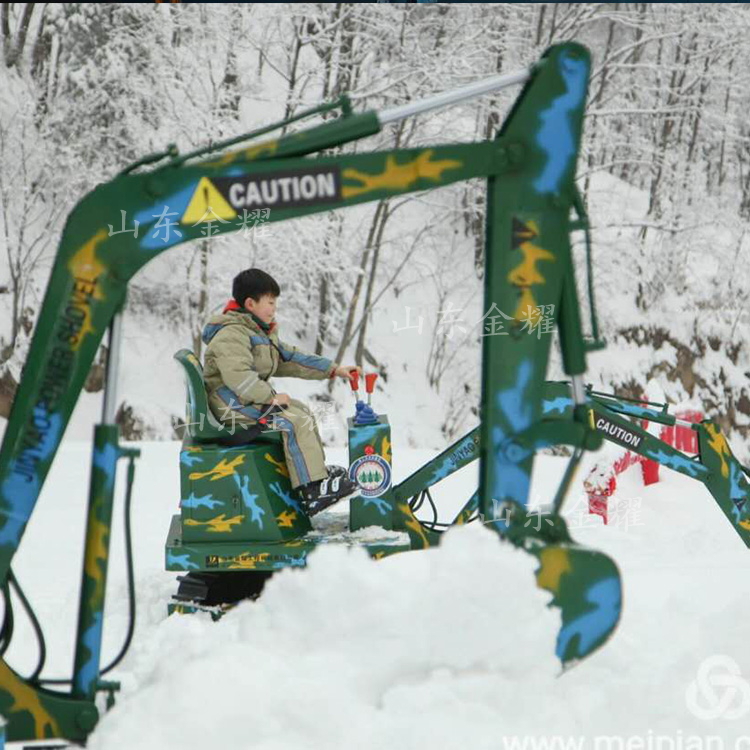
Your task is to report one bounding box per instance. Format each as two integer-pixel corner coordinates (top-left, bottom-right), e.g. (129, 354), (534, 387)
(173, 349), (225, 439)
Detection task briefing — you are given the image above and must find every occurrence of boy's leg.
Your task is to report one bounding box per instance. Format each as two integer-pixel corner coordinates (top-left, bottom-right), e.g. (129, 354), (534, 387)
(271, 398), (328, 489)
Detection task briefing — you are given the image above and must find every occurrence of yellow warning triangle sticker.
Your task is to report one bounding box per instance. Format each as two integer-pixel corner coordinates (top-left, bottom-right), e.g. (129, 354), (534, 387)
(182, 177), (237, 224)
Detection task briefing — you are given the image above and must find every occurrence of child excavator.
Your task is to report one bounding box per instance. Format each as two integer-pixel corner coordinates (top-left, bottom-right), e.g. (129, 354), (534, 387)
(0, 42), (748, 743)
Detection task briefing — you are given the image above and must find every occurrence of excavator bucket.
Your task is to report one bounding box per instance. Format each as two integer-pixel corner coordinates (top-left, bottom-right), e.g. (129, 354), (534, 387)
(532, 542), (621, 666)
(393, 424), (621, 668)
(496, 504), (621, 668)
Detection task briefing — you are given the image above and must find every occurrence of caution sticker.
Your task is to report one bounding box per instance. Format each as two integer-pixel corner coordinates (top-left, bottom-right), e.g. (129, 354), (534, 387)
(182, 177), (237, 224)
(594, 413), (643, 450)
(181, 166), (342, 224)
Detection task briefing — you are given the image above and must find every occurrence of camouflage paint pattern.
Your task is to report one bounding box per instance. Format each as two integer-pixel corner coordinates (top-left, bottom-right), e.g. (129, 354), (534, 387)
(392, 428), (480, 504)
(165, 514), (410, 573)
(474, 43), (626, 667)
(348, 416), (397, 531)
(179, 437), (312, 543)
(698, 421), (750, 547)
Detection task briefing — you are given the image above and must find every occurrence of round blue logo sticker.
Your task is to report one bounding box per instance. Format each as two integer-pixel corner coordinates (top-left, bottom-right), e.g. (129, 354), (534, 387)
(349, 453), (392, 498)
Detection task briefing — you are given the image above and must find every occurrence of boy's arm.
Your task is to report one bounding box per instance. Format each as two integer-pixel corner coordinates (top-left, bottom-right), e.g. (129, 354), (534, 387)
(274, 338), (339, 381)
(213, 326), (275, 404)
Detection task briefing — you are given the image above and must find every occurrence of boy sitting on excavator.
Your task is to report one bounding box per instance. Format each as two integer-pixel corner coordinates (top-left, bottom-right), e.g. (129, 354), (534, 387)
(201, 268), (361, 515)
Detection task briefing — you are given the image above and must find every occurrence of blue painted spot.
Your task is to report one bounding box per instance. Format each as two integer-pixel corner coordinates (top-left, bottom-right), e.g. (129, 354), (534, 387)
(0, 405), (63, 548)
(556, 576), (621, 662)
(74, 611), (103, 695)
(223, 167), (248, 177)
(182, 492), (222, 510)
(139, 227), (184, 252)
(363, 496), (390, 516)
(644, 449), (708, 478)
(272, 553), (307, 570)
(534, 51), (589, 194)
(137, 188), (196, 249)
(491, 360), (534, 511)
(428, 456), (453, 484)
(728, 462), (749, 524)
(167, 551), (199, 570)
(133, 184), (195, 225)
(542, 396), (573, 416)
(180, 451), (203, 468)
(93, 443), (118, 493)
(234, 474), (265, 529)
(349, 425), (382, 453)
(427, 434), (476, 486)
(269, 481), (301, 513)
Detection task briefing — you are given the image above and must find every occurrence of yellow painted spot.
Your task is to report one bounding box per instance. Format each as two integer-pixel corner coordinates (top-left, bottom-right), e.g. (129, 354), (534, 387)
(182, 177), (236, 224)
(342, 151), (462, 199)
(535, 547), (571, 594)
(265, 453), (289, 478)
(206, 139), (279, 167)
(739, 519), (750, 532)
(66, 229), (109, 351)
(84, 516), (109, 608)
(277, 510), (297, 528)
(227, 553), (263, 570)
(705, 423), (731, 478)
(68, 229), (108, 283)
(184, 514), (244, 533)
(507, 219), (555, 320)
(398, 502), (430, 549)
(189, 454), (245, 481)
(0, 659), (60, 738)
(186, 446), (203, 453)
(372, 552), (385, 560)
(381, 435), (392, 465)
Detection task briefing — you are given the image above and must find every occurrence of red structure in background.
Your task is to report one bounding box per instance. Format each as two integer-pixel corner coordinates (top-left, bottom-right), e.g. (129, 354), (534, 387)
(586, 408), (704, 524)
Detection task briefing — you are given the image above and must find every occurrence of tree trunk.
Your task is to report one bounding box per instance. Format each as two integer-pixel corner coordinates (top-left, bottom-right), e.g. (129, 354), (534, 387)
(191, 240), (210, 358)
(327, 200), (386, 388)
(2, 2), (36, 68)
(354, 201), (391, 367)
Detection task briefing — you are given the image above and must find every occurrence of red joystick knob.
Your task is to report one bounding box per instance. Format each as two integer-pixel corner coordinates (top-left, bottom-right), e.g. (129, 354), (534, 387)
(365, 373), (378, 394)
(348, 369), (359, 391)
(259, 417), (267, 425)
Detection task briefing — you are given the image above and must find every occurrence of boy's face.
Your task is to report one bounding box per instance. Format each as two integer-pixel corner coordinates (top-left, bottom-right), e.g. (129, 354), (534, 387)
(245, 293), (277, 325)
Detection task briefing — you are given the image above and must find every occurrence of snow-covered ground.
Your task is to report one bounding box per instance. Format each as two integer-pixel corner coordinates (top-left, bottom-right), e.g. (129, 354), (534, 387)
(8, 438), (750, 749)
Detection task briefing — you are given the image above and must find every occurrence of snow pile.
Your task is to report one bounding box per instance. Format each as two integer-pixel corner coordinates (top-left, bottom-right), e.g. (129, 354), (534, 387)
(9, 440), (750, 749)
(89, 525), (560, 750)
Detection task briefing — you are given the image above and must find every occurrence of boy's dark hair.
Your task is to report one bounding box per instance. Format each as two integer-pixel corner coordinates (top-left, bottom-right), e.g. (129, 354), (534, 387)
(232, 268), (281, 306)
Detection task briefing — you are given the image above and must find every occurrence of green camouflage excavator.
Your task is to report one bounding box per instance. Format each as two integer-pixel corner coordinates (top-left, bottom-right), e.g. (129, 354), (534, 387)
(0, 42), (748, 744)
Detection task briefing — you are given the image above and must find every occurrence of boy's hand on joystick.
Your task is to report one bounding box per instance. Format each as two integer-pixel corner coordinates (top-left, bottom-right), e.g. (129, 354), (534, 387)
(335, 365), (362, 379)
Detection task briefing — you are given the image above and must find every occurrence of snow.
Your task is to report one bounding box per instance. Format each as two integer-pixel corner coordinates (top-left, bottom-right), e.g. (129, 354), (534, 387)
(7, 439), (750, 749)
(2, 7), (750, 745)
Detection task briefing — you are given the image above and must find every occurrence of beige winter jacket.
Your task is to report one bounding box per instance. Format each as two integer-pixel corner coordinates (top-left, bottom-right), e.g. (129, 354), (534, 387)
(202, 309), (338, 426)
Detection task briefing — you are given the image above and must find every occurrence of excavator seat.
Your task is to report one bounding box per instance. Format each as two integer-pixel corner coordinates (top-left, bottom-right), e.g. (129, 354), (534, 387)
(172, 349), (308, 552)
(174, 348), (282, 445)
